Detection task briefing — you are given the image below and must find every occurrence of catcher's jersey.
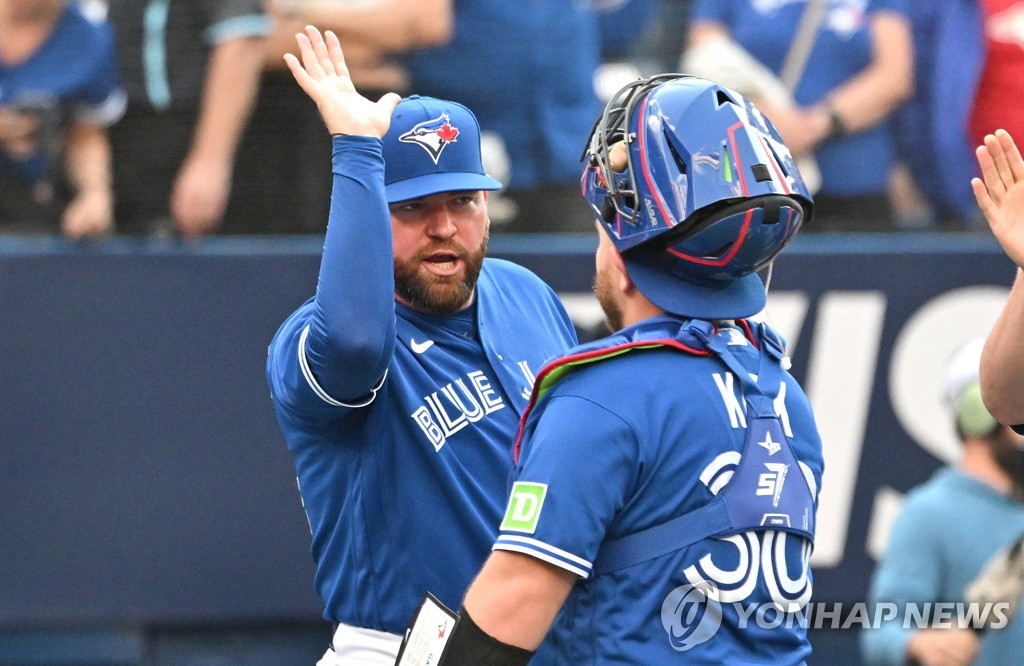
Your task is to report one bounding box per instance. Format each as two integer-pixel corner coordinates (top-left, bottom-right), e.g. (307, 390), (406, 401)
(267, 258), (577, 634)
(498, 315), (823, 664)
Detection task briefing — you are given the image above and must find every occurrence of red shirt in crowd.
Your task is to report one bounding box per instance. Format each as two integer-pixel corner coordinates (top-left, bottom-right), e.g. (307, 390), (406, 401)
(970, 0), (1024, 146)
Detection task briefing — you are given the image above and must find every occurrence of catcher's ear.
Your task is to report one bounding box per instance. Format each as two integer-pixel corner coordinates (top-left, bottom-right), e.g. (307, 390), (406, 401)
(600, 194), (617, 223)
(610, 246), (633, 293)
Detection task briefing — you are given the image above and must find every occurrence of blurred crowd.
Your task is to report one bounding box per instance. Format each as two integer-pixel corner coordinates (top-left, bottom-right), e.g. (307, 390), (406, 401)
(1, 0), (1022, 238)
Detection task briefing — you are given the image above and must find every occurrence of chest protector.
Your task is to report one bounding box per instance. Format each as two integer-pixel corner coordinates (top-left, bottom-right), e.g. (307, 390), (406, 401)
(514, 316), (816, 576)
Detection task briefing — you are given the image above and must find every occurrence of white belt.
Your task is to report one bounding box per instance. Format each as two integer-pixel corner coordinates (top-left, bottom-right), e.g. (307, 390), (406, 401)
(317, 622), (403, 666)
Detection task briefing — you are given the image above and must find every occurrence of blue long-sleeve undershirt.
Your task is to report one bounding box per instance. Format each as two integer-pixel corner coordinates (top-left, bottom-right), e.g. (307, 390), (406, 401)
(303, 135), (396, 402)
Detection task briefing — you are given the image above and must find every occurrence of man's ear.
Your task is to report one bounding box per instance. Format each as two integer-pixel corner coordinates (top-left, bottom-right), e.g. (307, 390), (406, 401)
(611, 246), (634, 294)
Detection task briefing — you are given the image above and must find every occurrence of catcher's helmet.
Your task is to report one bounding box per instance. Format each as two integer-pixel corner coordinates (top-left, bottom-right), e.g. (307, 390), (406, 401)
(581, 75), (813, 319)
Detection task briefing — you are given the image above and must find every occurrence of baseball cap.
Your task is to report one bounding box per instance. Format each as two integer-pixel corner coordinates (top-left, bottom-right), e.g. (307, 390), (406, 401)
(623, 250), (768, 320)
(382, 95), (503, 203)
(943, 338), (999, 438)
(614, 196), (805, 320)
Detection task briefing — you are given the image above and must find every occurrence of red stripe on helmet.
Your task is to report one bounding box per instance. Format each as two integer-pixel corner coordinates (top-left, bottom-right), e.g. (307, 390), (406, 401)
(636, 96), (673, 228)
(726, 121), (749, 197)
(666, 207), (754, 266)
(757, 134), (792, 195)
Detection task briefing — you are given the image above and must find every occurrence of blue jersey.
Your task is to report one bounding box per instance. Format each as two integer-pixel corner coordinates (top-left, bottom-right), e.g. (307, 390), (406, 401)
(692, 0), (910, 196)
(0, 4), (125, 184)
(893, 0), (983, 221)
(266, 137), (577, 634)
(497, 315), (824, 664)
(863, 468), (1024, 665)
(406, 0), (600, 189)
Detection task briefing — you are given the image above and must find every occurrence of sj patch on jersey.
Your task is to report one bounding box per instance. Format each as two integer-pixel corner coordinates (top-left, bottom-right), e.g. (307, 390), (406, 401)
(500, 482), (548, 534)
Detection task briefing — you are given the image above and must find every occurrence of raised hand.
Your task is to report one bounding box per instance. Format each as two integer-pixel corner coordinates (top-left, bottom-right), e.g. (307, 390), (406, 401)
(283, 26), (401, 139)
(973, 129), (1024, 268)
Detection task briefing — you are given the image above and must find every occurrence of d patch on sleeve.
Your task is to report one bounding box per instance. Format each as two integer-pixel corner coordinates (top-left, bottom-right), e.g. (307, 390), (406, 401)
(500, 482), (548, 534)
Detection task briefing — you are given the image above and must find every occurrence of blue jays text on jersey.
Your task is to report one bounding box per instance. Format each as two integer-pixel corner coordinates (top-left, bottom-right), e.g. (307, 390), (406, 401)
(410, 365), (508, 452)
(497, 315), (824, 664)
(265, 136), (577, 637)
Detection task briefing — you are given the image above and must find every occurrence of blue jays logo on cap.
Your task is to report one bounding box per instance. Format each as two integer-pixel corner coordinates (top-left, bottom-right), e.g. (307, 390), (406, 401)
(382, 95), (502, 203)
(398, 113), (461, 164)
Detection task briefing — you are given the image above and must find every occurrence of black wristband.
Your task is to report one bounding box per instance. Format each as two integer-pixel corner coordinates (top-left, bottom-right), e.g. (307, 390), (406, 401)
(438, 606), (535, 666)
(825, 105), (848, 139)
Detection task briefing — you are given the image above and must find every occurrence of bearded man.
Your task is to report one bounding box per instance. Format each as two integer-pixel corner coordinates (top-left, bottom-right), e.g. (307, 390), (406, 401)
(265, 26), (577, 666)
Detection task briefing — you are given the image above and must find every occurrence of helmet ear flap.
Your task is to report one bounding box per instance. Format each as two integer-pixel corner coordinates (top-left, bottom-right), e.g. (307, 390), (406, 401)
(601, 194), (617, 223)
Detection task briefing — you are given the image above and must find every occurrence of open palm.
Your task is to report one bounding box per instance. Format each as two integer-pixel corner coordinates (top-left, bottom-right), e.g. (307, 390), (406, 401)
(974, 129), (1024, 267)
(284, 26), (401, 138)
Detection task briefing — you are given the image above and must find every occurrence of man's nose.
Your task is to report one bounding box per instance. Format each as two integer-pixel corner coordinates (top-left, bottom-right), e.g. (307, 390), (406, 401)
(425, 205), (456, 239)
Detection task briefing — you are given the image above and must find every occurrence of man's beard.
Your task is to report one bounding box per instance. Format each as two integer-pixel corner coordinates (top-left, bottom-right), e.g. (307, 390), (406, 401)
(990, 428), (1024, 499)
(394, 233), (488, 316)
(594, 268), (624, 333)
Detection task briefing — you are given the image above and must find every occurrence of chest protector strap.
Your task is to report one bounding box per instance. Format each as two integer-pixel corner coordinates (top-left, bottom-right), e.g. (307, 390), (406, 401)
(592, 322), (816, 577)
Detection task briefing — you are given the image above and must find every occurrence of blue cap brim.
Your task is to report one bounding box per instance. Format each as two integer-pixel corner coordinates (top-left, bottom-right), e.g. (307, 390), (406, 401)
(385, 173), (503, 203)
(623, 255), (767, 320)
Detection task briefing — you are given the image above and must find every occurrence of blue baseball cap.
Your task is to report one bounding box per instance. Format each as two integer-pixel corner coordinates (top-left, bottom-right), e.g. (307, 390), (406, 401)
(623, 250), (769, 320)
(615, 195), (806, 320)
(382, 95), (503, 203)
